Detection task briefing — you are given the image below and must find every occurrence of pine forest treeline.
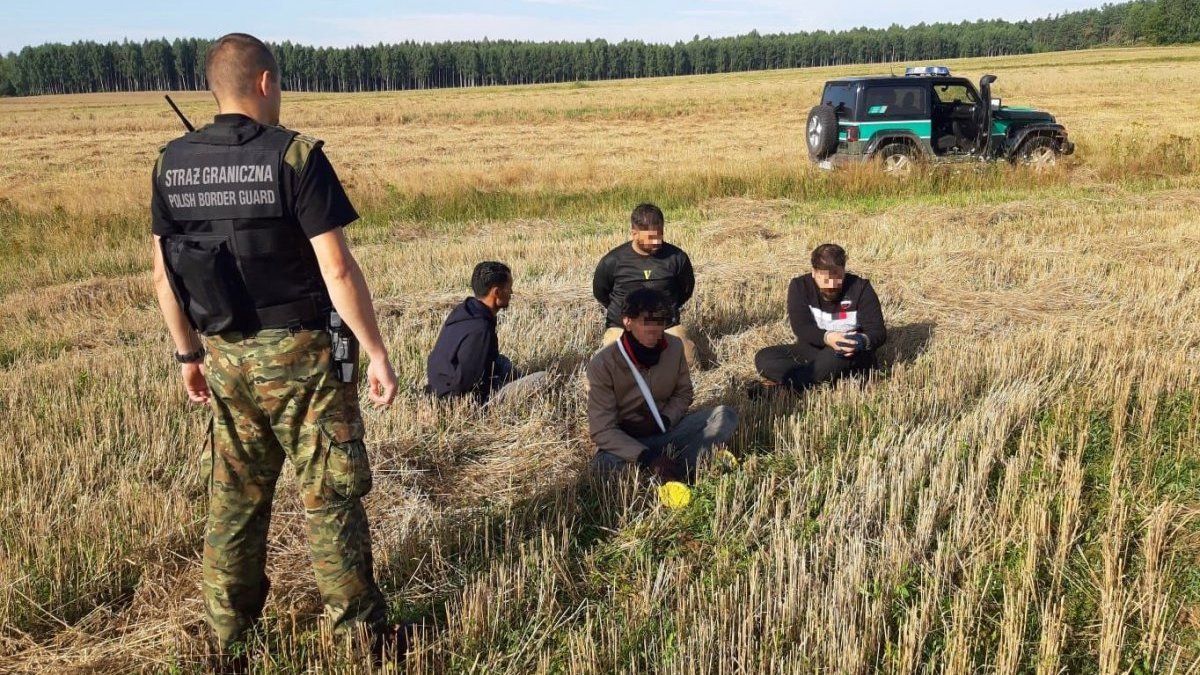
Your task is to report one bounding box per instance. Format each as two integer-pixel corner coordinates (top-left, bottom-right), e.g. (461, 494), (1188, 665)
(2, 0), (1198, 96)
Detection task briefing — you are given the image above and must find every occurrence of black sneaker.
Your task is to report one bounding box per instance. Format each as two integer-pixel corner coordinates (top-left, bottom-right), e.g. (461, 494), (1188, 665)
(746, 380), (781, 402)
(371, 623), (414, 663)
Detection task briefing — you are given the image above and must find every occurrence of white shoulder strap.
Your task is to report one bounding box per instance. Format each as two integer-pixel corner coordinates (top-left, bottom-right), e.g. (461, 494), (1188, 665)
(617, 337), (667, 434)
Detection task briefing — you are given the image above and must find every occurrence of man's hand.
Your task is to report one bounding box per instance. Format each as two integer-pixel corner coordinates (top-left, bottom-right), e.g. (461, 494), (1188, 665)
(154, 238), (208, 401)
(825, 330), (859, 356)
(311, 229), (391, 367)
(311, 229), (398, 406)
(365, 356), (398, 407)
(181, 363), (210, 404)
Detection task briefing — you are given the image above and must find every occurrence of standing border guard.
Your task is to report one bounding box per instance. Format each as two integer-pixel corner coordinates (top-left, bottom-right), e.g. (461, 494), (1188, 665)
(149, 33), (399, 654)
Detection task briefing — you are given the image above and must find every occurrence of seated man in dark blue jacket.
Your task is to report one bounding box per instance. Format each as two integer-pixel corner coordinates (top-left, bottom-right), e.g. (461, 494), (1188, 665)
(754, 243), (887, 392)
(426, 261), (545, 403)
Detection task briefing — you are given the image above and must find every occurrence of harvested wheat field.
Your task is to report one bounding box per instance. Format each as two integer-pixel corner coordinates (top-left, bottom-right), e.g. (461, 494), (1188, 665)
(1, 45), (1199, 673)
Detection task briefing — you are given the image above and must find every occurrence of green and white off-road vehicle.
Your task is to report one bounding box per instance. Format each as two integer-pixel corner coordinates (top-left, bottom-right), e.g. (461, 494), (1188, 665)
(806, 66), (1074, 173)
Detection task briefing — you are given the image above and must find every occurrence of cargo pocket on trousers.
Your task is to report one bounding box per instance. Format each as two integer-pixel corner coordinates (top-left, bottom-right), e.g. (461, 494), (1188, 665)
(200, 416), (214, 493)
(320, 418), (372, 500)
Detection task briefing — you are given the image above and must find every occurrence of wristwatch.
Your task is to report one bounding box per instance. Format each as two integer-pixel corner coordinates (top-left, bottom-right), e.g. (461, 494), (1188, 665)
(174, 348), (206, 364)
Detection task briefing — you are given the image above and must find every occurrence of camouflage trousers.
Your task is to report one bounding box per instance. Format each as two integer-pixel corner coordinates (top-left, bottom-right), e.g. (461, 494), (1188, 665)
(201, 328), (386, 647)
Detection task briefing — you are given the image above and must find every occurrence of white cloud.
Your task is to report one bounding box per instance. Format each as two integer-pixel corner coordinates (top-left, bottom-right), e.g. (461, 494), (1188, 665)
(679, 9), (756, 18)
(521, 0), (605, 8)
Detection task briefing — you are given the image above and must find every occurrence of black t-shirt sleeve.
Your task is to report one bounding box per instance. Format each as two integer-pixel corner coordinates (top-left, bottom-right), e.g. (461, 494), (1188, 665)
(294, 145), (358, 239)
(676, 250), (695, 306)
(150, 158), (179, 236)
(593, 251), (615, 306)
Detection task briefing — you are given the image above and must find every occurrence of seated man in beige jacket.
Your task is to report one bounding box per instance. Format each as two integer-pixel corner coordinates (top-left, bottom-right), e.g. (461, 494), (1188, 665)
(587, 288), (738, 481)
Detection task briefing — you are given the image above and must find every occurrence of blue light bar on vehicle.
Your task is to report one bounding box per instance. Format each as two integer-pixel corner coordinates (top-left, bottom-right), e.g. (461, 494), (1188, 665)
(905, 66), (951, 77)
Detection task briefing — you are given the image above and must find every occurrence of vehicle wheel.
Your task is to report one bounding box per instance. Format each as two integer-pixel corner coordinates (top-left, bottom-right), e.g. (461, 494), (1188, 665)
(1019, 136), (1060, 170)
(806, 105), (839, 161)
(877, 143), (916, 176)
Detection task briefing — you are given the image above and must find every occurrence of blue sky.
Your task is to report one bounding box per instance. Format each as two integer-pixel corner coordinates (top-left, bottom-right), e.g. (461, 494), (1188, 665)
(1, 0), (1112, 54)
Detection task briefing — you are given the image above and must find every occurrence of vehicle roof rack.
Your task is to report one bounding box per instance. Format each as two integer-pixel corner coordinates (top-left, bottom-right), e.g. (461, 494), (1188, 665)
(905, 66), (950, 77)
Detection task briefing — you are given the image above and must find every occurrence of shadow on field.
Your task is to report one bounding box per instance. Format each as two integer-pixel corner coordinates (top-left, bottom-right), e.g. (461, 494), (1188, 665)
(181, 469), (636, 669)
(246, 324), (938, 664)
(876, 321), (937, 368)
(371, 464), (648, 663)
(701, 321), (937, 457)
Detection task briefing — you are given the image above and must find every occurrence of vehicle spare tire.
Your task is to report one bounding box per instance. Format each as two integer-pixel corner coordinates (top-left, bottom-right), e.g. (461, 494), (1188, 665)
(806, 105), (839, 161)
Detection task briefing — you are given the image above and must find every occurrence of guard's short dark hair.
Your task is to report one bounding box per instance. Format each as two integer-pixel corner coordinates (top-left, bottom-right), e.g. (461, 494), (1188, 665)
(811, 243), (847, 271)
(631, 203), (665, 231)
(205, 33), (279, 97)
(471, 261), (512, 298)
(622, 288), (671, 321)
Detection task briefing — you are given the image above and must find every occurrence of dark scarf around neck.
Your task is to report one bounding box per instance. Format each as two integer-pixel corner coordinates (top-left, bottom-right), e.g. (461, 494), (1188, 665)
(621, 331), (667, 368)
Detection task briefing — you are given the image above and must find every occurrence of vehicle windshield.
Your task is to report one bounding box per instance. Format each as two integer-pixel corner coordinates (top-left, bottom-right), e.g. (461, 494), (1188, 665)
(822, 83), (857, 117)
(933, 84), (979, 105)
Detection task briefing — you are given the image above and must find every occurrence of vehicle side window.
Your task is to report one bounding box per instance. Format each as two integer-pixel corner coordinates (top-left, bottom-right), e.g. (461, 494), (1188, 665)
(863, 86), (928, 119)
(821, 83), (857, 118)
(934, 85), (979, 105)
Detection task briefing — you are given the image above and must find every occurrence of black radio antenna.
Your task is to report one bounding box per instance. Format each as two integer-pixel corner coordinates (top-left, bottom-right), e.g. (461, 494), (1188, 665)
(164, 95), (195, 132)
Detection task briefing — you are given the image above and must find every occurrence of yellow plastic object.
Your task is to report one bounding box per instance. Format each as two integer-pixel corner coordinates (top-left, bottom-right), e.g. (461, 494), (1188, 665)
(658, 481), (693, 509)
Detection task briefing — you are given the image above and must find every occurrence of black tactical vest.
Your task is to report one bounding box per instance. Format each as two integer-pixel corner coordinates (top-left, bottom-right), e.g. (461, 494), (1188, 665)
(157, 121), (331, 335)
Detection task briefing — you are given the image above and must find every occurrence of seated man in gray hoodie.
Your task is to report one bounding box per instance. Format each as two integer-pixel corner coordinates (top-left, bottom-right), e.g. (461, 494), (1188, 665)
(426, 261), (545, 403)
(587, 288), (738, 482)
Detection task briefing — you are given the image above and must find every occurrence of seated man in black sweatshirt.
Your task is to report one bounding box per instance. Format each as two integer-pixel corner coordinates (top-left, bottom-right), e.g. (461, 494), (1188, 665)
(593, 203), (697, 367)
(426, 261), (546, 403)
(754, 243), (886, 392)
